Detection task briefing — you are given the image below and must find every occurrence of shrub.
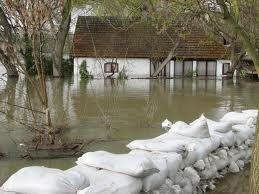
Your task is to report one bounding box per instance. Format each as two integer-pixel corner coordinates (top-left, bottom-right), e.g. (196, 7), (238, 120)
(117, 67), (128, 80)
(79, 60), (93, 80)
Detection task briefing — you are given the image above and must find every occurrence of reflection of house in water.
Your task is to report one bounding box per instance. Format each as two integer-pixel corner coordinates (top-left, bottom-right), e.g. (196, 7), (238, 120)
(72, 16), (232, 79)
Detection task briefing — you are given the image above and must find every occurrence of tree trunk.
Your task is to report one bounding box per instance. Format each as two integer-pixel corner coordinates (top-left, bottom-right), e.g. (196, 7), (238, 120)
(0, 6), (19, 77)
(52, 0), (72, 77)
(152, 42), (179, 77)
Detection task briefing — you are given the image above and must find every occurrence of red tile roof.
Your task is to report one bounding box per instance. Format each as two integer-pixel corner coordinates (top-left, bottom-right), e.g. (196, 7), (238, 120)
(72, 16), (230, 59)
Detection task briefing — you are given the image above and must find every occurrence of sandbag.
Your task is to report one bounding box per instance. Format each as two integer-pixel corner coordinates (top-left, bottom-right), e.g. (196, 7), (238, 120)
(65, 164), (99, 184)
(142, 156), (168, 192)
(212, 149), (230, 170)
(127, 136), (186, 153)
(199, 158), (218, 179)
(129, 150), (182, 181)
(168, 121), (189, 134)
(242, 109), (258, 117)
(77, 170), (142, 194)
(228, 161), (240, 173)
(1, 166), (88, 194)
(210, 130), (236, 147)
(162, 119), (173, 130)
(0, 190), (21, 194)
(228, 148), (248, 162)
(193, 160), (206, 171)
(77, 151), (158, 177)
(232, 124), (255, 145)
(183, 167), (200, 186)
(207, 119), (232, 133)
(183, 136), (220, 167)
(129, 150), (168, 192)
(174, 114), (210, 138)
(220, 112), (256, 125)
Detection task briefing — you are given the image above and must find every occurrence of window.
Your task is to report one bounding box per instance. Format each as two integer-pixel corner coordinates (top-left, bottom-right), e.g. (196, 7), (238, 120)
(197, 61), (217, 76)
(222, 63), (230, 75)
(174, 60), (193, 76)
(183, 61), (193, 76)
(104, 62), (118, 73)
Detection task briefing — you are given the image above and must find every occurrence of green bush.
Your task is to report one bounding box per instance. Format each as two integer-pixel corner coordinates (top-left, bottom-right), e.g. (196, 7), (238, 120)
(117, 67), (128, 80)
(79, 60), (93, 80)
(240, 69), (247, 79)
(184, 70), (193, 77)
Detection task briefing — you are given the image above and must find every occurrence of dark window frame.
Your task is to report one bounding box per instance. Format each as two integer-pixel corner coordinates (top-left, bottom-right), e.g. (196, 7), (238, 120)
(104, 62), (119, 73)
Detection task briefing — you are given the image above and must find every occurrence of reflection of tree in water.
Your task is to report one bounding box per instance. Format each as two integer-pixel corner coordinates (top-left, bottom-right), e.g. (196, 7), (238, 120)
(102, 79), (120, 131)
(1, 78), (18, 121)
(51, 78), (68, 131)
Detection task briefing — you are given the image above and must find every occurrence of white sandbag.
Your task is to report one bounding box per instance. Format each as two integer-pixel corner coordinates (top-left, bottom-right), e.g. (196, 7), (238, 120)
(174, 171), (193, 194)
(210, 130), (236, 147)
(212, 149), (230, 170)
(173, 171), (190, 188)
(228, 148), (247, 162)
(236, 160), (245, 169)
(162, 119), (173, 130)
(129, 150), (182, 181)
(242, 109), (258, 117)
(175, 114), (210, 138)
(213, 157), (229, 171)
(142, 157), (168, 192)
(183, 167), (200, 186)
(1, 166), (88, 194)
(199, 158), (218, 179)
(77, 151), (158, 177)
(65, 164), (99, 184)
(228, 161), (240, 173)
(232, 124), (255, 145)
(168, 121), (189, 133)
(193, 160), (206, 171)
(77, 170), (142, 194)
(129, 150), (168, 192)
(183, 136), (220, 167)
(207, 119), (232, 133)
(0, 189), (21, 194)
(152, 180), (183, 194)
(127, 137), (186, 153)
(220, 112), (256, 125)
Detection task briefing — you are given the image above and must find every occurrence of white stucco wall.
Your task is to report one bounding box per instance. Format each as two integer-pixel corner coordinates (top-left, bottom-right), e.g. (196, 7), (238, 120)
(193, 61), (197, 77)
(74, 57), (150, 79)
(170, 60), (175, 78)
(216, 60), (231, 78)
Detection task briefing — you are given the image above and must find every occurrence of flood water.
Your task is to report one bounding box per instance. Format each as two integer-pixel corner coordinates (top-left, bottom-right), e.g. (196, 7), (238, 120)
(0, 76), (258, 193)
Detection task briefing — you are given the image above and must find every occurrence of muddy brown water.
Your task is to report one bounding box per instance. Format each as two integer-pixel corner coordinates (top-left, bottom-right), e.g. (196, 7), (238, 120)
(0, 77), (258, 193)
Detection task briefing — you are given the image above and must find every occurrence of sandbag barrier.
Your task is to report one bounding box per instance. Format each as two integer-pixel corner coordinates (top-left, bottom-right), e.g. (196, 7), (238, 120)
(1, 109), (258, 194)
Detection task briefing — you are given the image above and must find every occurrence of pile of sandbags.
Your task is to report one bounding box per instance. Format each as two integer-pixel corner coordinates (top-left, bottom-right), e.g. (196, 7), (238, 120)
(1, 109), (256, 194)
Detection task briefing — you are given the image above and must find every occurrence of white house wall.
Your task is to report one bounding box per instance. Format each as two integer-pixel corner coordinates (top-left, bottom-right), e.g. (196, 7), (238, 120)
(216, 60), (232, 78)
(74, 57), (231, 79)
(74, 57), (150, 79)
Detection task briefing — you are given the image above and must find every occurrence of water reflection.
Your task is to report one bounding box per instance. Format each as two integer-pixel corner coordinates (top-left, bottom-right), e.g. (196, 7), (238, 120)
(0, 77), (258, 193)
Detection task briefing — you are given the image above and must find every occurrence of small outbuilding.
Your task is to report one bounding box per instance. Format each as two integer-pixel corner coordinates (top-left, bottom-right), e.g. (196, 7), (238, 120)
(72, 16), (231, 79)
